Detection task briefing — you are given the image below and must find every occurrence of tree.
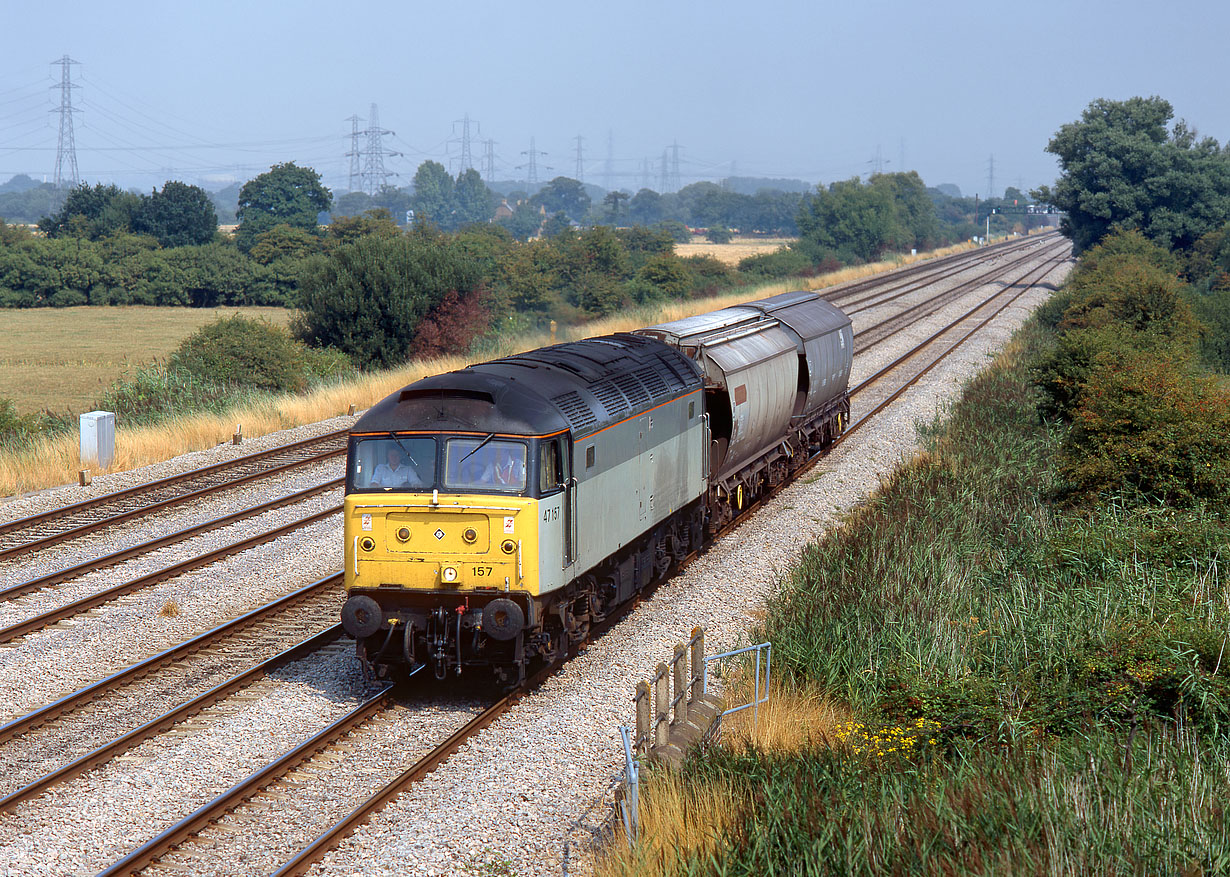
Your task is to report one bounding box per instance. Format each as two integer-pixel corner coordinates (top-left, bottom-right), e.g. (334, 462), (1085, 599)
(603, 190), (629, 223)
(534, 177), (590, 221)
(410, 161), (454, 227)
(294, 232), (485, 369)
(236, 162), (332, 252)
(332, 190), (374, 218)
(453, 169), (494, 227)
(1036, 96), (1230, 254)
(39, 183), (142, 240)
(132, 181), (217, 247)
(629, 188), (664, 226)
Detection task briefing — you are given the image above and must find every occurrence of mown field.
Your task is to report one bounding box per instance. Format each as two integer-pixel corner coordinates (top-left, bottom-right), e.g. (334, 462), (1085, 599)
(674, 236), (796, 265)
(2, 306), (292, 414)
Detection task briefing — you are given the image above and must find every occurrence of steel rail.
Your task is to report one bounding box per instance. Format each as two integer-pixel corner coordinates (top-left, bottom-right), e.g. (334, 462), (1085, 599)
(95, 685), (397, 877)
(852, 239), (1071, 356)
(0, 626), (343, 814)
(0, 477), (343, 602)
(0, 440), (346, 563)
(0, 429), (345, 539)
(0, 573), (341, 746)
(838, 252), (1069, 446)
(822, 232), (1057, 309)
(0, 505), (342, 646)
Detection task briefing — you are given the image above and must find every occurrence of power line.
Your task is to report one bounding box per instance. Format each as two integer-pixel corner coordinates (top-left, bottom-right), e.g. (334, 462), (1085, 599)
(51, 55), (80, 188)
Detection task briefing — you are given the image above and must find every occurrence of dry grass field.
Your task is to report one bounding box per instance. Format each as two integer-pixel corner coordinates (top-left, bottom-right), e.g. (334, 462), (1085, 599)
(674, 235), (795, 265)
(1, 306), (292, 414)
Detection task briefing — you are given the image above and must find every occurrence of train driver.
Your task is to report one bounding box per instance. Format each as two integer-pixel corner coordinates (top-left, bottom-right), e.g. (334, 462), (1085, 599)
(371, 445), (424, 489)
(481, 446), (525, 489)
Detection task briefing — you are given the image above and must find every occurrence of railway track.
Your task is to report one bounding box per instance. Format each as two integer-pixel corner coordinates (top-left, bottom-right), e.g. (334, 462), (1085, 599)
(0, 430), (347, 562)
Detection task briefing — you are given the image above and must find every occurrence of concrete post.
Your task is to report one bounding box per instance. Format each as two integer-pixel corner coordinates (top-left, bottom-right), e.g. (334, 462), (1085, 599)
(691, 627), (704, 700)
(635, 681), (650, 753)
(654, 662), (669, 749)
(79, 411), (115, 469)
(673, 644), (687, 725)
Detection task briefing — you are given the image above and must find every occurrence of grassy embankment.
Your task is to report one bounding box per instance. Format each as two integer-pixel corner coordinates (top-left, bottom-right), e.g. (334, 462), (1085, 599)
(598, 258), (1230, 873)
(0, 242), (975, 497)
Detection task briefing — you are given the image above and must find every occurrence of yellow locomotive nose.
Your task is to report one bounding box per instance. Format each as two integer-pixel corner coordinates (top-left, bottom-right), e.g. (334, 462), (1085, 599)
(344, 493), (540, 595)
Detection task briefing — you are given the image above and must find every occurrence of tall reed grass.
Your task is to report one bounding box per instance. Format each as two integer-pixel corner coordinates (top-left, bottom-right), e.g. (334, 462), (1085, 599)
(0, 243), (973, 497)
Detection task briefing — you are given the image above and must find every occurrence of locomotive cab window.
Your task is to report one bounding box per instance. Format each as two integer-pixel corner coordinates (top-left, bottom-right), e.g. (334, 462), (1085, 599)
(348, 436), (436, 492)
(444, 437), (527, 493)
(538, 437), (569, 495)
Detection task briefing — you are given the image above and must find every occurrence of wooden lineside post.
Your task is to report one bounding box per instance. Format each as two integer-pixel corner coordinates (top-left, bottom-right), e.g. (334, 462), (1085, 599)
(635, 681), (651, 753)
(347, 404), (356, 416)
(654, 662), (670, 749)
(232, 423), (243, 445)
(673, 643), (687, 725)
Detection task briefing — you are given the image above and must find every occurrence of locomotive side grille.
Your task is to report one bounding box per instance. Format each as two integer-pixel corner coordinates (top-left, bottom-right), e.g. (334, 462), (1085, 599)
(634, 366), (669, 398)
(552, 391), (598, 431)
(590, 382), (630, 418)
(613, 373), (651, 407)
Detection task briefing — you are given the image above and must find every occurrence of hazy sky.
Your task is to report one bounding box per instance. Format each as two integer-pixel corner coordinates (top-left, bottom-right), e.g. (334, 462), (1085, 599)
(1, 0), (1225, 199)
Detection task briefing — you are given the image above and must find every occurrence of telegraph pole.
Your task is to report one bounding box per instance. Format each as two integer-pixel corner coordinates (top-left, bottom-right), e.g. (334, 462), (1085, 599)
(51, 55), (80, 189)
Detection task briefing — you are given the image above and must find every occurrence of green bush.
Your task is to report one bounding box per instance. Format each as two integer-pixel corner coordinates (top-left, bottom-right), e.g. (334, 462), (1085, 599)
(300, 346), (353, 384)
(653, 220), (691, 244)
(737, 246), (813, 278)
(1188, 277), (1230, 373)
(705, 225), (733, 244)
(0, 398), (44, 443)
(1058, 347), (1230, 507)
(170, 315), (308, 393)
(97, 365), (246, 425)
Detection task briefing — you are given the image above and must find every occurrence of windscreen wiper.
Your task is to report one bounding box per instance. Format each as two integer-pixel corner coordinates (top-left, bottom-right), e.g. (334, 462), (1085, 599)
(458, 433), (496, 465)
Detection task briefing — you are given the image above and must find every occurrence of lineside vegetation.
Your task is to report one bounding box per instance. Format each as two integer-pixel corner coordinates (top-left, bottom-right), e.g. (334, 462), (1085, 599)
(598, 229), (1230, 875)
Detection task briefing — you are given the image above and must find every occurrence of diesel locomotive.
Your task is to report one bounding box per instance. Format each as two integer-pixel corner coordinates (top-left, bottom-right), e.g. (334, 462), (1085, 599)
(340, 290), (853, 684)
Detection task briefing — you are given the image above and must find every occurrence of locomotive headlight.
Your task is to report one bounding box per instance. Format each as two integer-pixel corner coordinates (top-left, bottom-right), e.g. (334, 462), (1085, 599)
(396, 527), (411, 542)
(359, 537), (376, 552)
(501, 540), (516, 554)
(442, 566), (458, 583)
(462, 527), (478, 544)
